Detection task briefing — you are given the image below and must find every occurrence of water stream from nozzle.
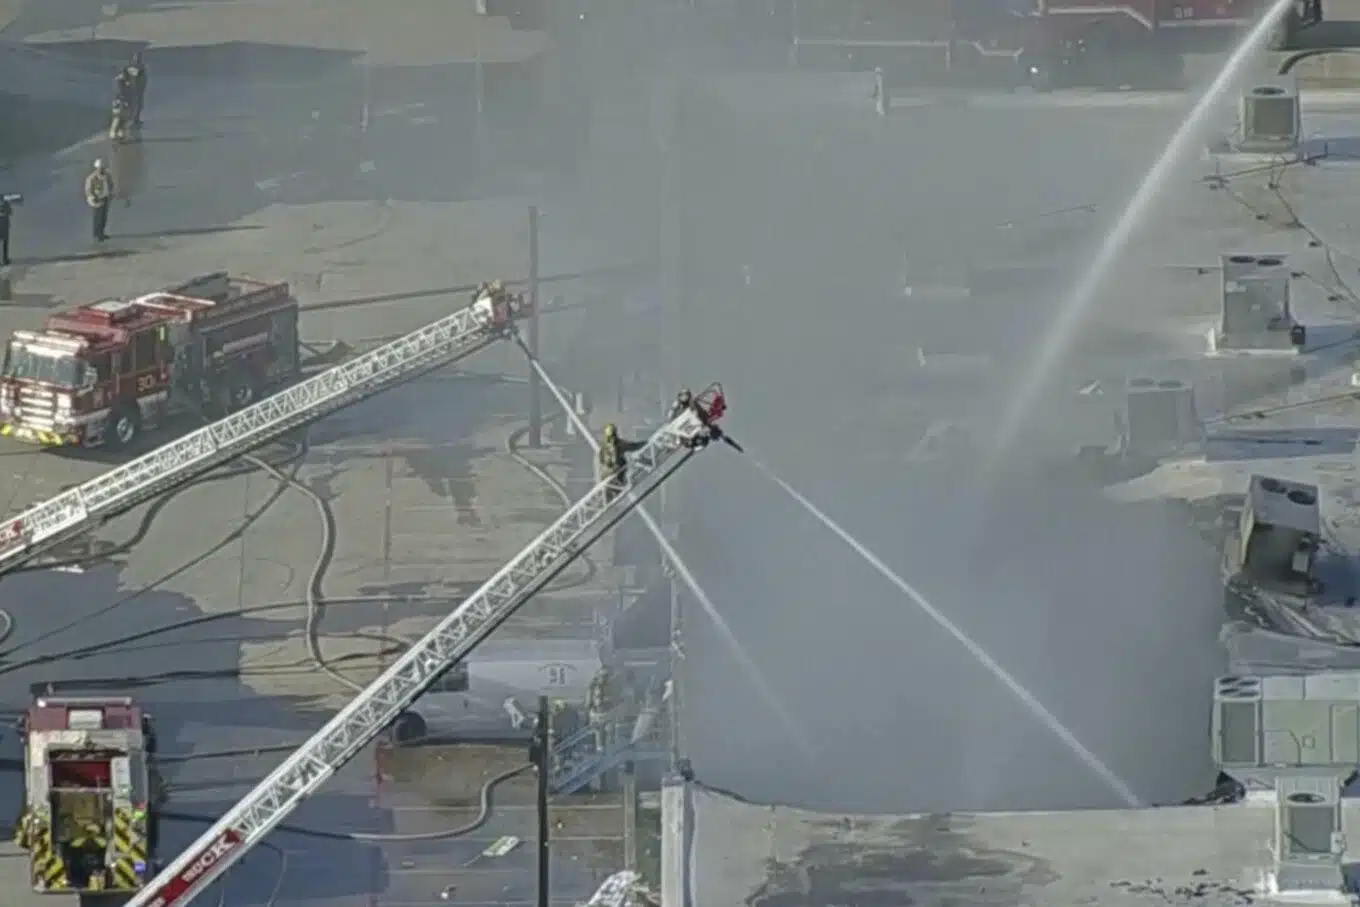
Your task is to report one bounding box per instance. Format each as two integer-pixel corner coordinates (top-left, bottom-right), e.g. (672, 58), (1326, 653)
(984, 0), (1297, 479)
(749, 457), (1144, 808)
(517, 345), (817, 764)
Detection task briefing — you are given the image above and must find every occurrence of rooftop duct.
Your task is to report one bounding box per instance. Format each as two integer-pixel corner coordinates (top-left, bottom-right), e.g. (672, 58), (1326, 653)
(1239, 79), (1301, 154)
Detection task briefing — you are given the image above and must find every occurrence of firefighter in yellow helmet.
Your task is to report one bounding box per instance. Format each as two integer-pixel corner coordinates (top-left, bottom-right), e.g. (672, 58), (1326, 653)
(598, 423), (644, 502)
(85, 160), (114, 242)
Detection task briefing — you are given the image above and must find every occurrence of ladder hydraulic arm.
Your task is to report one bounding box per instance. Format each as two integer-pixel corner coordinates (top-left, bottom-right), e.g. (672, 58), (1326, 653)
(126, 386), (730, 907)
(0, 295), (529, 576)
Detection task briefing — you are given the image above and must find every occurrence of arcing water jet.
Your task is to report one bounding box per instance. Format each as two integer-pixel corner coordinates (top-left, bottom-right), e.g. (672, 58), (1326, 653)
(751, 458), (1145, 808)
(985, 0), (1298, 478)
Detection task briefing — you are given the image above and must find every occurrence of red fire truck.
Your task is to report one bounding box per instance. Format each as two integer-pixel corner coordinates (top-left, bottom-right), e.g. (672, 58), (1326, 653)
(14, 695), (160, 894)
(0, 272), (300, 449)
(1007, 0), (1323, 89)
(788, 0), (1323, 88)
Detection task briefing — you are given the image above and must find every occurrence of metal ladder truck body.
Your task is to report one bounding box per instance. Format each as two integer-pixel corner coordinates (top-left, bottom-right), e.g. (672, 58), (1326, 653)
(126, 387), (729, 907)
(0, 296), (529, 576)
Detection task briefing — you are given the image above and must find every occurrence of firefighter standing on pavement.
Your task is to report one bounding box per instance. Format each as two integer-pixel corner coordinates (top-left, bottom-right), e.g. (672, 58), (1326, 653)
(85, 160), (114, 243)
(124, 53), (147, 126)
(111, 68), (134, 142)
(599, 423), (645, 502)
(113, 68), (134, 114)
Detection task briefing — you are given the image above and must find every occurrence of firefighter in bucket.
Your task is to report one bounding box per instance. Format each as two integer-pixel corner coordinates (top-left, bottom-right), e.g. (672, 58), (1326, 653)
(471, 279), (525, 334)
(668, 384), (739, 452)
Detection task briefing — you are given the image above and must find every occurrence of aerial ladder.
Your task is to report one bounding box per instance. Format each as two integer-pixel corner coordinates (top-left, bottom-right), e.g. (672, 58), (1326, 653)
(125, 386), (730, 907)
(0, 289), (531, 576)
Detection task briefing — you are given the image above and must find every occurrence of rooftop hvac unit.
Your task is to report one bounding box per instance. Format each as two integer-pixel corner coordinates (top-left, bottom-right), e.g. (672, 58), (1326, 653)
(1228, 274), (1292, 327)
(1218, 259), (1298, 350)
(1240, 474), (1321, 585)
(1239, 80), (1300, 153)
(1272, 774), (1346, 897)
(1214, 672), (1360, 803)
(1120, 377), (1199, 457)
(1213, 675), (1263, 769)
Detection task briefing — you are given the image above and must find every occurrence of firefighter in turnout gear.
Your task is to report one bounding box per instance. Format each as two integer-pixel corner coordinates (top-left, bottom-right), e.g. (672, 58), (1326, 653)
(123, 53), (147, 126)
(586, 665), (615, 754)
(85, 160), (113, 242)
(666, 384), (743, 452)
(59, 806), (108, 890)
(471, 279), (515, 332)
(668, 388), (695, 420)
(598, 423), (645, 502)
(113, 68), (134, 114)
(111, 63), (138, 142)
(109, 95), (130, 143)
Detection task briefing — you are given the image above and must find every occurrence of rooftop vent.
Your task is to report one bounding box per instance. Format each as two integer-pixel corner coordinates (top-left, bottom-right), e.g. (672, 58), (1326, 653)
(1120, 377), (1199, 457)
(1222, 254), (1289, 285)
(1216, 260), (1297, 352)
(1270, 773), (1346, 898)
(1237, 475), (1321, 589)
(1240, 79), (1300, 153)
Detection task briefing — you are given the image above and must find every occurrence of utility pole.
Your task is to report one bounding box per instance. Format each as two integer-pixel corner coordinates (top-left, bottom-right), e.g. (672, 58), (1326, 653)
(528, 205), (543, 448)
(532, 695), (552, 907)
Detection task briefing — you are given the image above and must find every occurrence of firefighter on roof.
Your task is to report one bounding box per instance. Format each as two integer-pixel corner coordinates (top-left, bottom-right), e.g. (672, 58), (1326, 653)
(598, 423), (644, 502)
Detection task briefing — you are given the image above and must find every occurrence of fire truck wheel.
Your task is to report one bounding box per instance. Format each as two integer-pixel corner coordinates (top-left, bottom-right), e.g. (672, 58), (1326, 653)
(108, 405), (141, 449)
(392, 712), (426, 746)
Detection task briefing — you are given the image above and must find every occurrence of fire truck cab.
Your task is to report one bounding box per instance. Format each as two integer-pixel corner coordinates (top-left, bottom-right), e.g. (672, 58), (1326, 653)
(782, 0), (1322, 89)
(1010, 0), (1323, 90)
(0, 272), (300, 449)
(13, 696), (159, 895)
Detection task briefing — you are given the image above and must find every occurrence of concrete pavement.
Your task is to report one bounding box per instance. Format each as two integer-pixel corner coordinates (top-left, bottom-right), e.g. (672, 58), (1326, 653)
(0, 18), (645, 907)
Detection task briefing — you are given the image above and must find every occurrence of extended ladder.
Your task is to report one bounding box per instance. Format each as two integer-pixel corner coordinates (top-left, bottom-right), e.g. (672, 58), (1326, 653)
(127, 387), (729, 907)
(0, 295), (529, 575)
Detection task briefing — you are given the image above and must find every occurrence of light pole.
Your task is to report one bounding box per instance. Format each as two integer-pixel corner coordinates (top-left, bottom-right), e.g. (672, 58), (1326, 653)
(528, 205), (543, 448)
(530, 696), (551, 907)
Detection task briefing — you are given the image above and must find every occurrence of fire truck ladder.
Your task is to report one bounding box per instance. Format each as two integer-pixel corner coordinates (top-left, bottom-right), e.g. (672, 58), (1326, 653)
(126, 394), (728, 907)
(0, 300), (520, 576)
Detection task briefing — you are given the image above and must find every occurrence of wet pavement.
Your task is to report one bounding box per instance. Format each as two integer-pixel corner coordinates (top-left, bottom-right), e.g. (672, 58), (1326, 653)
(377, 745), (626, 907)
(0, 10), (645, 906)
